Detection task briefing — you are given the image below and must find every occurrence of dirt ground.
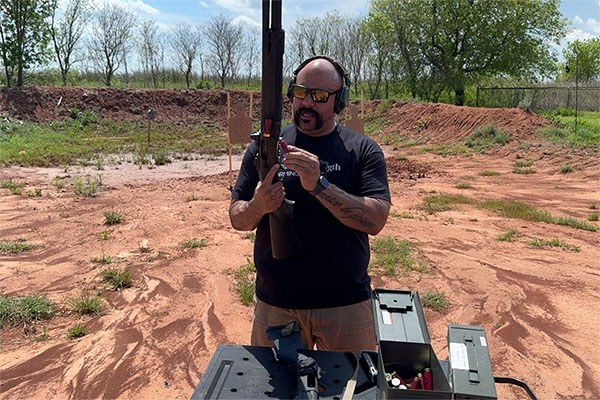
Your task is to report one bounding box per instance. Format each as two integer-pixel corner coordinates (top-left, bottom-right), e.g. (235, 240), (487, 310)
(1, 88), (599, 399)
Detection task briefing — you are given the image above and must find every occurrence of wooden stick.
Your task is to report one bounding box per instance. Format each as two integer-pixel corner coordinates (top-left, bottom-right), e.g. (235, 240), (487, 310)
(361, 88), (364, 118)
(227, 91), (232, 189)
(249, 92), (253, 117)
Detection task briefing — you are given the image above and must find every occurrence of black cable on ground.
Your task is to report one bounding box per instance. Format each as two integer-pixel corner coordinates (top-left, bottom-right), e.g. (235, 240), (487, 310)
(494, 376), (538, 400)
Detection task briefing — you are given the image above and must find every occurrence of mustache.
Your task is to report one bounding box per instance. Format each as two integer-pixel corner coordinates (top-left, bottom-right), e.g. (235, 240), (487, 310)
(297, 107), (318, 118)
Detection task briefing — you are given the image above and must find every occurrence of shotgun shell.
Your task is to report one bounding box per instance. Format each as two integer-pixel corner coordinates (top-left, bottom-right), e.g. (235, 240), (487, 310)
(417, 373), (423, 389)
(391, 377), (401, 387)
(423, 368), (433, 390)
(410, 376), (419, 390)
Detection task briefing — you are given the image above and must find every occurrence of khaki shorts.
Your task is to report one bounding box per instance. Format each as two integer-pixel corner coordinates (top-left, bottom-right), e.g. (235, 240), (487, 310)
(250, 297), (377, 352)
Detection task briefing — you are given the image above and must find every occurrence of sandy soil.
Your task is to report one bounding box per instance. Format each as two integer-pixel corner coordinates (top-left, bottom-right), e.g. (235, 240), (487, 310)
(1, 142), (599, 399)
(1, 89), (599, 399)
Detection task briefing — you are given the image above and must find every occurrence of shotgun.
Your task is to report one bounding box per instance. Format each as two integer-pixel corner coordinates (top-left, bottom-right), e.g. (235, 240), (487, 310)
(254, 0), (303, 259)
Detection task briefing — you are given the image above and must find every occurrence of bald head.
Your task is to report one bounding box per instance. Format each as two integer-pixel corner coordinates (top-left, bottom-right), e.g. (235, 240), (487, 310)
(296, 58), (343, 90)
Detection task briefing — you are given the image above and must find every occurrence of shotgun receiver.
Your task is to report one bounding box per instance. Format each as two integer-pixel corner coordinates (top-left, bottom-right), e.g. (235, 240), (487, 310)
(254, 0), (303, 259)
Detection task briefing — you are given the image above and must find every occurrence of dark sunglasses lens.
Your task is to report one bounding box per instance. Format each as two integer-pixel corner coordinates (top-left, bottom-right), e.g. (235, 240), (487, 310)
(293, 85), (308, 99)
(312, 89), (330, 103)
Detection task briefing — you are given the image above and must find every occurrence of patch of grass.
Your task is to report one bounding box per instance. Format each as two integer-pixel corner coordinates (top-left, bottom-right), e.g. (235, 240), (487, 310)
(233, 260), (256, 306)
(244, 232), (256, 242)
(419, 143), (470, 156)
(420, 290), (450, 312)
(0, 120), (232, 167)
(1, 179), (25, 195)
(186, 193), (199, 202)
(422, 193), (474, 213)
(455, 182), (472, 189)
(69, 294), (103, 316)
(400, 211), (415, 219)
(25, 188), (43, 197)
(512, 166), (536, 174)
(513, 158), (534, 168)
(101, 267), (132, 290)
(560, 164), (573, 174)
(0, 239), (34, 254)
(421, 193), (598, 232)
(497, 228), (518, 242)
(590, 204), (598, 210)
(528, 238), (580, 252)
(588, 212), (599, 222)
(152, 150), (172, 166)
(478, 170), (501, 176)
(539, 111), (600, 148)
(67, 324), (87, 339)
(465, 124), (510, 151)
(73, 175), (102, 197)
(371, 237), (427, 276)
(0, 294), (53, 328)
(103, 210), (124, 225)
(180, 238), (207, 249)
(51, 176), (66, 190)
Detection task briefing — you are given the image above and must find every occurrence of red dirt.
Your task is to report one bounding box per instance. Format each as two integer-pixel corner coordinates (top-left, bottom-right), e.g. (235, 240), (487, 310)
(1, 87), (599, 399)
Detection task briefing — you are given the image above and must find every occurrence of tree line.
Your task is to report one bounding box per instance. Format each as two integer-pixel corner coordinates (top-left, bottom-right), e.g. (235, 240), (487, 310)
(1, 0), (599, 105)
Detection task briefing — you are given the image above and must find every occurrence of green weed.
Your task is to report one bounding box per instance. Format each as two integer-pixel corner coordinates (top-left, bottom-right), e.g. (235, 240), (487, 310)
(455, 182), (472, 189)
(513, 159), (534, 168)
(244, 232), (256, 242)
(180, 238), (207, 249)
(0, 239), (33, 254)
(371, 237), (427, 276)
(233, 260), (256, 306)
(91, 255), (114, 265)
(588, 212), (599, 222)
(101, 267), (132, 290)
(528, 238), (580, 252)
(422, 193), (473, 213)
(478, 170), (501, 176)
(152, 150), (172, 166)
(1, 179), (25, 195)
(67, 324), (87, 339)
(103, 210), (124, 225)
(560, 164), (574, 174)
(512, 167), (536, 174)
(419, 143), (470, 156)
(73, 175), (102, 197)
(465, 124), (510, 151)
(69, 294), (103, 316)
(0, 294), (53, 328)
(497, 228), (518, 242)
(420, 290), (450, 312)
(51, 176), (66, 190)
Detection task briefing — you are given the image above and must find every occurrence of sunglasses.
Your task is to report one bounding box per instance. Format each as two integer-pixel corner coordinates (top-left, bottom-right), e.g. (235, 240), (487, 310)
(291, 84), (339, 103)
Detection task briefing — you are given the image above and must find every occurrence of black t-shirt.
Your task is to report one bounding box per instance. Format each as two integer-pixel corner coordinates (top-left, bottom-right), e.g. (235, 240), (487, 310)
(231, 124), (390, 309)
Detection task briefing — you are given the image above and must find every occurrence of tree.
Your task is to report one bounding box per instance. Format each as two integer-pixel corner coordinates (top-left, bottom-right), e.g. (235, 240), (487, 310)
(169, 22), (202, 88)
(338, 16), (370, 97)
(362, 11), (396, 99)
(139, 20), (163, 88)
(563, 38), (600, 83)
(0, 0), (54, 87)
(370, 0), (567, 105)
(87, 2), (137, 87)
(49, 0), (91, 86)
(204, 14), (243, 88)
(242, 26), (260, 88)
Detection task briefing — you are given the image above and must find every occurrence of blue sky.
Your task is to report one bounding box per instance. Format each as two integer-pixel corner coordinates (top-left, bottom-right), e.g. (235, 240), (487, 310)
(95, 0), (600, 44)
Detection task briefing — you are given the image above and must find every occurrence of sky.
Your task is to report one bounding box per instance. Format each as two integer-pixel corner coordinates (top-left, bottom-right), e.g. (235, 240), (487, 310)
(99, 0), (600, 44)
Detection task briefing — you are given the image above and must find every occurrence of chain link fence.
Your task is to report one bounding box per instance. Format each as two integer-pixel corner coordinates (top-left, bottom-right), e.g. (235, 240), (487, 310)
(476, 85), (600, 111)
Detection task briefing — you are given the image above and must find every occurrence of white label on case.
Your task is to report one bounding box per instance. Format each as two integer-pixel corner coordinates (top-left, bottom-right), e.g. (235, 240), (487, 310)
(381, 309), (392, 325)
(480, 336), (487, 347)
(450, 342), (469, 370)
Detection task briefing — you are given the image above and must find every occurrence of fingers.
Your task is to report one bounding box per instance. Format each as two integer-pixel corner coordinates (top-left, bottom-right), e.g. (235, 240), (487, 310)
(261, 163), (280, 184)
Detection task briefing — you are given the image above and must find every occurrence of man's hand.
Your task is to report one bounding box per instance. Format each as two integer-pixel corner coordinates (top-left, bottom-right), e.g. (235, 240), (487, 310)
(282, 142), (320, 192)
(253, 163), (285, 214)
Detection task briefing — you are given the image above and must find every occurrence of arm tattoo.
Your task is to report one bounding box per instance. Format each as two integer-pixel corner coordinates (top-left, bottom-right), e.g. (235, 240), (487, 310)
(318, 187), (381, 232)
(339, 206), (377, 229)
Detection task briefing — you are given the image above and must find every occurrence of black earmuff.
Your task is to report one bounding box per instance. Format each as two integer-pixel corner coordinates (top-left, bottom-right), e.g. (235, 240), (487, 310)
(287, 55), (351, 114)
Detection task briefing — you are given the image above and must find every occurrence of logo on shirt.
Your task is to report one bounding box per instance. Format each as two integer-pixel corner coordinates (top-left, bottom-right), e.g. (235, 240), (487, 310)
(277, 162), (342, 180)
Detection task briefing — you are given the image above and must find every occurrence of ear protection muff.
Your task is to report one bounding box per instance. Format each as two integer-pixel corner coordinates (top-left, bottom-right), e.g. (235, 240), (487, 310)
(287, 55), (351, 114)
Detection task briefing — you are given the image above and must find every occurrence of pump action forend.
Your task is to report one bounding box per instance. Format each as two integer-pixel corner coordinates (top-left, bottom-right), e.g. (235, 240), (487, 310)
(255, 0), (303, 259)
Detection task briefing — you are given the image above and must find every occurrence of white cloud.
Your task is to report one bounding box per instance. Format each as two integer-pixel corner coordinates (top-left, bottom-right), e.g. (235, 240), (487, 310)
(199, 1), (209, 8)
(214, 0), (261, 14)
(573, 15), (584, 25)
(565, 28), (595, 43)
(90, 0), (159, 15)
(232, 14), (261, 28)
(584, 18), (600, 34)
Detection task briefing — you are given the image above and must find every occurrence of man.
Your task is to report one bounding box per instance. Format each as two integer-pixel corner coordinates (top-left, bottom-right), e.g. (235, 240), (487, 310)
(229, 56), (390, 352)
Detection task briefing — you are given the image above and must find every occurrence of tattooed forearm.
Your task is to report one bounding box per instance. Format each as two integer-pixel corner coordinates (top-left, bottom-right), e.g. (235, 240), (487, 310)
(339, 206), (377, 229)
(316, 184), (390, 235)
